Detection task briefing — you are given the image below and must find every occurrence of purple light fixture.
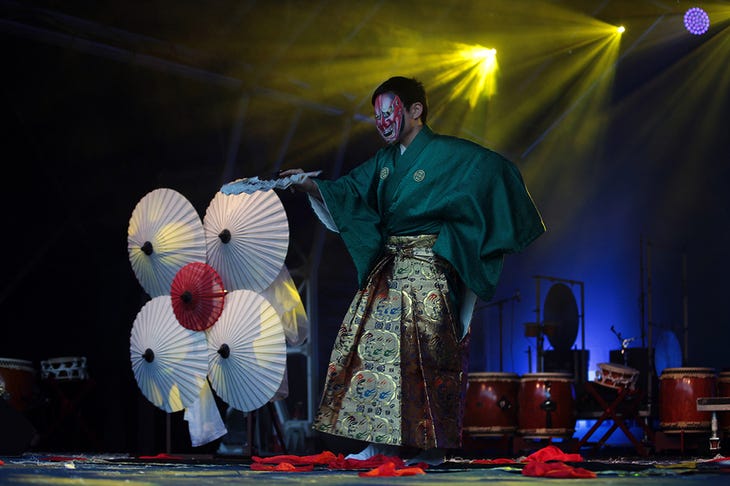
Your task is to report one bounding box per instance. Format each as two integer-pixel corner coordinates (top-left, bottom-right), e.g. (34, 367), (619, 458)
(684, 7), (710, 35)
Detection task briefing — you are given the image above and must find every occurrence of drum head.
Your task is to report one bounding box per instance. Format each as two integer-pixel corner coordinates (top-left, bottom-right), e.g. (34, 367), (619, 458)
(599, 362), (637, 373)
(542, 283), (579, 352)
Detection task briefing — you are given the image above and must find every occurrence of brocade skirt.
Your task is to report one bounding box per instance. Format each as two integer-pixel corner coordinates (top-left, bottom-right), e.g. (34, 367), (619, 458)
(312, 234), (470, 450)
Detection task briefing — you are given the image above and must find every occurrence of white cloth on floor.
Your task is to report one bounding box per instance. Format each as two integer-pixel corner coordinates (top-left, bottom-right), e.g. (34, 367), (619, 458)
(184, 380), (227, 447)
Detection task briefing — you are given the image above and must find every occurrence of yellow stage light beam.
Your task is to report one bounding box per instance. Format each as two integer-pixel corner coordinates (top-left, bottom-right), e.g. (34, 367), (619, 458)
(215, 2), (658, 174)
(426, 8), (628, 153)
(607, 2), (730, 162)
(584, 4), (730, 233)
(480, 27), (621, 155)
(456, 45), (499, 107)
(520, 25), (624, 158)
(401, 43), (501, 111)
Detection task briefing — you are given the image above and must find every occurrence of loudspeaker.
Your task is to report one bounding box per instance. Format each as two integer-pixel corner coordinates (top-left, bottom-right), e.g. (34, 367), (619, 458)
(609, 348), (649, 375)
(544, 349), (590, 385)
(0, 399), (38, 455)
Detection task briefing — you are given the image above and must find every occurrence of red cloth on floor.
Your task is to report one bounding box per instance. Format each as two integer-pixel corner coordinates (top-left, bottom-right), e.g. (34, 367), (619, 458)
(525, 444), (584, 463)
(252, 451), (337, 465)
(137, 453), (185, 460)
(521, 446), (594, 478)
(472, 458), (517, 465)
(358, 462), (426, 477)
(328, 453), (409, 470)
(522, 460), (596, 478)
(249, 451), (426, 474)
(250, 462), (315, 472)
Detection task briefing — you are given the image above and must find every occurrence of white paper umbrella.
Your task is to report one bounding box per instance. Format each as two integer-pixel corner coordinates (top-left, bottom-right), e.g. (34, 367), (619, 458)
(203, 191), (289, 293)
(261, 265), (309, 347)
(206, 289), (286, 412)
(128, 188), (206, 297)
(130, 296), (209, 413)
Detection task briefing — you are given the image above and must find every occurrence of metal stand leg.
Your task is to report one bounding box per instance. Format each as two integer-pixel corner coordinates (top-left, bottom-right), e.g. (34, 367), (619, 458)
(709, 412), (721, 451)
(244, 404), (288, 458)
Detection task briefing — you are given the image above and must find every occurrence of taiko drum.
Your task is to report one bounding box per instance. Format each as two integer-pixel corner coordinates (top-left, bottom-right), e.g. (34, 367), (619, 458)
(0, 357), (36, 412)
(595, 362), (639, 390)
(464, 372), (520, 436)
(518, 372), (576, 438)
(40, 356), (88, 381)
(659, 367), (716, 433)
(717, 371), (730, 433)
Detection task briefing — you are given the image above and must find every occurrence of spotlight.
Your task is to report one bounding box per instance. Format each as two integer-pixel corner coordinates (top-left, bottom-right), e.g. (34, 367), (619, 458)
(469, 47), (497, 66)
(454, 44), (499, 105)
(684, 7), (710, 35)
(616, 26), (625, 34)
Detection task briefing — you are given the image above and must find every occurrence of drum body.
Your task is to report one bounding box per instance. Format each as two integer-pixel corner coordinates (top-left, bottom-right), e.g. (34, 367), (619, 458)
(659, 367), (716, 432)
(0, 358), (36, 412)
(595, 362), (639, 390)
(718, 371), (730, 433)
(518, 372), (576, 438)
(464, 372), (519, 436)
(40, 356), (88, 381)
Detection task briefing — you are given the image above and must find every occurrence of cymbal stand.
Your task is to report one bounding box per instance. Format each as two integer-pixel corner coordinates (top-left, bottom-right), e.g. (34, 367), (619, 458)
(532, 275), (585, 373)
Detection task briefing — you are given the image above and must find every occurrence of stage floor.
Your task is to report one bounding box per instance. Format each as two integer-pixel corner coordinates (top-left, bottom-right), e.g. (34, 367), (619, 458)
(1, 451), (730, 486)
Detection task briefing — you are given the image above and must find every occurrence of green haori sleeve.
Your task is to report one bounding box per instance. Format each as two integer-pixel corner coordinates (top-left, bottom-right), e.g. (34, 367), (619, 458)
(314, 152), (393, 288)
(432, 149), (545, 302)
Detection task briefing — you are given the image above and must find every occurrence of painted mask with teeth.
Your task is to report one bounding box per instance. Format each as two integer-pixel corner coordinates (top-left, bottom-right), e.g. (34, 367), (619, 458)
(374, 93), (404, 144)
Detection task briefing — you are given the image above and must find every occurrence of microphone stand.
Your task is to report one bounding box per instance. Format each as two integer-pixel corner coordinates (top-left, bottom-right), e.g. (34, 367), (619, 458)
(482, 291), (521, 372)
(611, 325), (635, 366)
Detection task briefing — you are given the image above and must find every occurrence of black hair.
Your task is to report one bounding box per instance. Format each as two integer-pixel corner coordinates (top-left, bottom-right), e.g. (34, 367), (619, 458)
(371, 76), (428, 124)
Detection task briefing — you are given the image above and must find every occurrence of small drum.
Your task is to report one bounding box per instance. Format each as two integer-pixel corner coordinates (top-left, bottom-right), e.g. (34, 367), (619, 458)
(518, 372), (576, 438)
(659, 367), (716, 433)
(0, 357), (36, 412)
(40, 356), (88, 381)
(595, 362), (639, 390)
(717, 371), (730, 433)
(464, 372), (520, 436)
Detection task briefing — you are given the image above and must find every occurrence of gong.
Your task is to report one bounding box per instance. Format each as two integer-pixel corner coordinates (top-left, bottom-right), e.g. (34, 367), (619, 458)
(542, 283), (579, 351)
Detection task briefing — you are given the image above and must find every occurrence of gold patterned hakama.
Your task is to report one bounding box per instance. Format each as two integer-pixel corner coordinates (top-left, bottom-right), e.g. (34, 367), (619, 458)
(312, 235), (470, 450)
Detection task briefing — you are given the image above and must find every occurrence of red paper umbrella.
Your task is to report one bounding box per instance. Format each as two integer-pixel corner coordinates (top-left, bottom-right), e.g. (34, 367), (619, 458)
(170, 262), (227, 331)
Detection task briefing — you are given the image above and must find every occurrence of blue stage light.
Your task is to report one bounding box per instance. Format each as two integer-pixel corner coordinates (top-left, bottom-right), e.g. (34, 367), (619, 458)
(684, 7), (710, 35)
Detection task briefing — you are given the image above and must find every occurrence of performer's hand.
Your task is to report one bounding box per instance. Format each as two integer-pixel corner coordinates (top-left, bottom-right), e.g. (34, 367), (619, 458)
(280, 168), (322, 200)
(278, 168), (302, 177)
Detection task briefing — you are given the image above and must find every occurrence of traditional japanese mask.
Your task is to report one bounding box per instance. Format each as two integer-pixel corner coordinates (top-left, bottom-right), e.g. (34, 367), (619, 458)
(374, 93), (404, 144)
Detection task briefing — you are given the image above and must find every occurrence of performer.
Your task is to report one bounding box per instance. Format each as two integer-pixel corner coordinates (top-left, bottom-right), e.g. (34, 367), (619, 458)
(282, 76), (544, 464)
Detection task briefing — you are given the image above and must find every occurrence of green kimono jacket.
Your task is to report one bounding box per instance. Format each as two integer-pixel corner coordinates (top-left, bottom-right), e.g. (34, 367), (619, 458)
(315, 125), (545, 303)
